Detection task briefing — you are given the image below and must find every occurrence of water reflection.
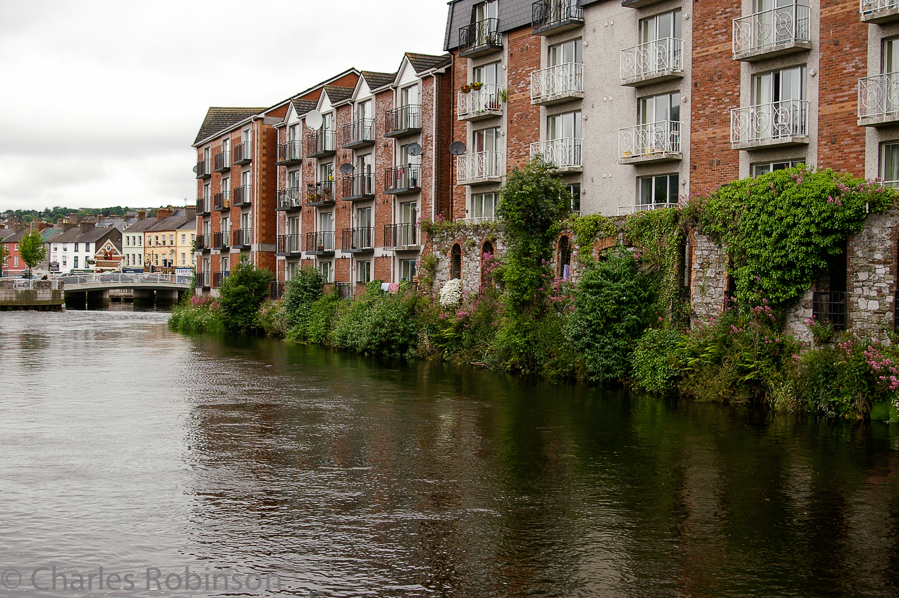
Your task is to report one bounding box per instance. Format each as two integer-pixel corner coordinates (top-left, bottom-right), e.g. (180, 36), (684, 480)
(1, 311), (898, 597)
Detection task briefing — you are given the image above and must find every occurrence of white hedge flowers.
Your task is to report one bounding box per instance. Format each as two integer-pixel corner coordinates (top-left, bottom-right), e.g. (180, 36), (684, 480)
(439, 278), (463, 307)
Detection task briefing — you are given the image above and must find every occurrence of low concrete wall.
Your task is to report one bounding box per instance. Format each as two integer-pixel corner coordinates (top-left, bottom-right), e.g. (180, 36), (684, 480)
(0, 288), (64, 310)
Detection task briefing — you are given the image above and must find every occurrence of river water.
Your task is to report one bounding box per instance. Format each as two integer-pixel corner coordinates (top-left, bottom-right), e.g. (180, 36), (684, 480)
(2, 310), (899, 597)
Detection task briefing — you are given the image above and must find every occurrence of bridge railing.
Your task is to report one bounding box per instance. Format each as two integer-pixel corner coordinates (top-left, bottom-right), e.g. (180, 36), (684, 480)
(56, 273), (190, 288)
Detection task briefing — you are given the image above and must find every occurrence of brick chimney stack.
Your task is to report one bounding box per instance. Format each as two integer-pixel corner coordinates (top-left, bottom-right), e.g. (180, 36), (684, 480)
(80, 222), (95, 233)
(138, 210), (146, 220)
(156, 208), (174, 220)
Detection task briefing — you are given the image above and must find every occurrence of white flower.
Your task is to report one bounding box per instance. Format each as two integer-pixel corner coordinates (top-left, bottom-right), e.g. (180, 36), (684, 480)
(439, 278), (463, 307)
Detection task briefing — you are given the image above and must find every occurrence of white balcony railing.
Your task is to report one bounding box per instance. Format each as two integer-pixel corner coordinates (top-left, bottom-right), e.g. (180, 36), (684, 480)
(620, 38), (683, 82)
(730, 99), (809, 145)
(458, 84), (504, 119)
(530, 137), (582, 169)
(618, 121), (681, 159)
(530, 63), (584, 104)
(733, 2), (810, 56)
(462, 216), (496, 225)
(861, 0), (899, 16)
(859, 73), (899, 120)
(457, 151), (504, 184)
(617, 202), (679, 216)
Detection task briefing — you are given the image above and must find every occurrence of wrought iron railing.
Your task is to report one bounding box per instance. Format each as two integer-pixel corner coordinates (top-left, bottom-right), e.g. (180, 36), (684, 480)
(620, 38), (683, 81)
(342, 174), (375, 199)
(233, 141), (252, 164)
(232, 185), (251, 207)
(196, 198), (211, 215)
(278, 187), (303, 210)
(212, 231), (229, 249)
(531, 63), (584, 103)
(277, 141), (302, 164)
(733, 2), (810, 56)
(530, 138), (582, 168)
(196, 160), (210, 178)
(269, 280), (285, 299)
(731, 100), (809, 145)
(342, 227), (375, 251)
(232, 228), (251, 248)
(306, 181), (334, 205)
(305, 130), (336, 156)
(195, 234), (209, 251)
(619, 121), (681, 159)
(858, 72), (899, 120)
(305, 231), (335, 252)
(861, 0), (899, 16)
(459, 18), (501, 54)
(813, 291), (847, 330)
(336, 282), (355, 299)
(277, 234), (302, 255)
(384, 164), (422, 192)
(458, 84), (504, 118)
(212, 271), (229, 288)
(342, 119), (375, 147)
(196, 271), (210, 288)
(384, 223), (419, 249)
(385, 104), (421, 135)
(213, 190), (231, 211)
(213, 151), (230, 172)
(532, 0), (583, 32)
(457, 151), (503, 183)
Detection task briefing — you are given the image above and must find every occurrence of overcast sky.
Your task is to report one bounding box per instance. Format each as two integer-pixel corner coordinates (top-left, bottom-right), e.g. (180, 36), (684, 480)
(0, 0), (449, 212)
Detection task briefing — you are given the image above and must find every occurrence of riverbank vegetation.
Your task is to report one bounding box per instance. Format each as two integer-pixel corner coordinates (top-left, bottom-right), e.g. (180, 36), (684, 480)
(171, 161), (899, 421)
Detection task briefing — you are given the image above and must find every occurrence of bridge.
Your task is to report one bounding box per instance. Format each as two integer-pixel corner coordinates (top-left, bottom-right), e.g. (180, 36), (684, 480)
(58, 273), (191, 309)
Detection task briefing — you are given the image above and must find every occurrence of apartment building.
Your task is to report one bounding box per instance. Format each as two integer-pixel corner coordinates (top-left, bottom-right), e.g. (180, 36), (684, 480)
(122, 214), (157, 272)
(273, 56), (452, 292)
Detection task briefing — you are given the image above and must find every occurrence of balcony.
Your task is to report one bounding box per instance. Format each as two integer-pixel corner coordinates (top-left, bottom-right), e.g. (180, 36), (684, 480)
(196, 159), (211, 179)
(276, 234), (302, 256)
(232, 228), (251, 249)
(858, 73), (899, 126)
(812, 291), (847, 331)
(342, 174), (375, 201)
(733, 2), (811, 62)
(342, 119), (375, 148)
(277, 141), (302, 165)
(459, 18), (502, 58)
(384, 164), (422, 194)
(532, 0), (583, 35)
(622, 0), (668, 7)
(457, 151), (504, 184)
(341, 227), (375, 253)
(384, 223), (420, 250)
(212, 231), (229, 250)
(620, 38), (683, 87)
(385, 105), (422, 137)
(305, 231), (335, 256)
(213, 151), (231, 173)
(618, 121), (682, 164)
(195, 235), (210, 252)
(212, 271), (229, 288)
(232, 185), (252, 207)
(458, 84), (504, 120)
(530, 138), (582, 171)
(617, 201), (679, 216)
(196, 271), (210, 288)
(306, 181), (335, 207)
(196, 197), (211, 215)
(213, 190), (231, 211)
(305, 130), (336, 158)
(531, 63), (584, 105)
(730, 100), (809, 149)
(233, 141), (252, 164)
(276, 187), (303, 211)
(861, 0), (899, 23)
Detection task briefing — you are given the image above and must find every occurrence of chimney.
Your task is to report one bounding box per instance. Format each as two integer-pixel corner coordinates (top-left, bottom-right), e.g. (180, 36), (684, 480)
(184, 207), (196, 221)
(57, 218), (65, 227)
(156, 208), (173, 220)
(69, 212), (78, 223)
(37, 222), (49, 232)
(138, 210), (146, 220)
(80, 222), (95, 234)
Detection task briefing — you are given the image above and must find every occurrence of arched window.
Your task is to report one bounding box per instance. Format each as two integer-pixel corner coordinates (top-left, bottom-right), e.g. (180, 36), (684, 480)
(480, 240), (495, 288)
(451, 244), (462, 280)
(558, 236), (571, 280)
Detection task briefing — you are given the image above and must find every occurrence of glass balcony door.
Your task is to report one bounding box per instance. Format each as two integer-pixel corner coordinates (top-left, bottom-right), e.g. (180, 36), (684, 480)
(752, 66), (805, 139)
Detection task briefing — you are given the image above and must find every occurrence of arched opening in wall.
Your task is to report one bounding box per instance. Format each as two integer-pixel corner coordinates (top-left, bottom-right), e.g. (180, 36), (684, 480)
(480, 240), (494, 288)
(451, 244), (462, 280)
(813, 238), (848, 331)
(724, 271), (736, 308)
(558, 236), (571, 280)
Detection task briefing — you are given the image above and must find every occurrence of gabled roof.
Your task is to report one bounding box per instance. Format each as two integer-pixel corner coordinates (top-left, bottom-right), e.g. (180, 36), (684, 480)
(147, 213), (193, 233)
(124, 217), (159, 233)
(361, 71), (396, 91)
(405, 52), (451, 74)
(41, 228), (62, 242)
(0, 229), (17, 242)
(50, 228), (83, 244)
(290, 98), (318, 117)
(75, 227), (120, 244)
(323, 85), (354, 105)
(177, 219), (196, 231)
(193, 107), (266, 146)
(3, 229), (27, 243)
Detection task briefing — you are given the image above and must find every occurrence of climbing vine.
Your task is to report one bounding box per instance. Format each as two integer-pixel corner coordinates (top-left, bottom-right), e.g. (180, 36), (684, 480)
(568, 213), (617, 254)
(622, 207), (684, 325)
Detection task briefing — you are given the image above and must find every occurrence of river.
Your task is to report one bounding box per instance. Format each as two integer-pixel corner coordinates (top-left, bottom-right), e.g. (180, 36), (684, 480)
(1, 309), (898, 597)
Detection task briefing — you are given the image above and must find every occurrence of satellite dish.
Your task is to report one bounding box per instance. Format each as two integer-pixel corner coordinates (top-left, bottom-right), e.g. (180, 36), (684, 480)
(338, 162), (354, 175)
(192, 165), (198, 173)
(306, 110), (323, 130)
(407, 142), (422, 156)
(448, 141), (466, 155)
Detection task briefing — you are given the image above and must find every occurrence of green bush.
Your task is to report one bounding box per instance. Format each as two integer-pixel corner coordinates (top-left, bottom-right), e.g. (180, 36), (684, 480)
(631, 328), (685, 394)
(257, 299), (288, 337)
(218, 258), (273, 334)
(283, 266), (323, 331)
(169, 296), (225, 334)
(331, 282), (419, 358)
(564, 250), (653, 383)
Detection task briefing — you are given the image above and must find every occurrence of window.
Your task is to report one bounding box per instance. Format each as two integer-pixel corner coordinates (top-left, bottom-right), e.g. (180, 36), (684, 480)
(473, 127), (500, 154)
(471, 192), (497, 221)
(473, 61), (501, 87)
(881, 142), (899, 187)
(545, 112), (582, 167)
(221, 256), (229, 274)
(357, 260), (371, 284)
(74, 256), (79, 268)
(181, 234), (186, 245)
(181, 253), (185, 266)
(288, 169), (300, 191)
(74, 243), (79, 252)
(751, 66), (806, 139)
(320, 261), (332, 283)
(241, 169), (252, 190)
(401, 259), (416, 282)
(566, 183), (581, 215)
(639, 92), (680, 125)
(752, 159), (803, 176)
(287, 261), (299, 281)
(451, 244), (462, 280)
(549, 38), (582, 67)
(169, 234), (173, 245)
(636, 10), (681, 76)
(639, 174), (679, 207)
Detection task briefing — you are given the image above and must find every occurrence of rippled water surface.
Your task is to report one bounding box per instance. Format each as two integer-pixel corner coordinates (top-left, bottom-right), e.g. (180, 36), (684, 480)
(2, 310), (899, 597)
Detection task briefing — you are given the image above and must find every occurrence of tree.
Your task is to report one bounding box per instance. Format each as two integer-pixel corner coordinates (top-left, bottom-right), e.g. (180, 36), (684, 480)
(19, 230), (47, 276)
(218, 258), (273, 333)
(0, 242), (8, 275)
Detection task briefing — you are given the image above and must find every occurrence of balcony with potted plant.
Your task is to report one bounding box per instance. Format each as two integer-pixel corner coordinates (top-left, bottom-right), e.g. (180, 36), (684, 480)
(458, 82), (504, 121)
(306, 181), (335, 207)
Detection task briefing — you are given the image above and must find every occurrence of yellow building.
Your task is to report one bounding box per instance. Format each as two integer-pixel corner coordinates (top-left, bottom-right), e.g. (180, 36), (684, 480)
(144, 208), (196, 273)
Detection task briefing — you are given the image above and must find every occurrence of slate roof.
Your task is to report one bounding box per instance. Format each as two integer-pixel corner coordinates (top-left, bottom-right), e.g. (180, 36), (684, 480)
(290, 99), (318, 117)
(124, 217), (158, 234)
(147, 213), (193, 233)
(324, 85), (355, 105)
(193, 107), (266, 146)
(3, 229), (27, 244)
(75, 226), (121, 245)
(177, 219), (196, 232)
(41, 229), (62, 242)
(49, 228), (83, 244)
(406, 52), (451, 74)
(0, 229), (16, 242)
(443, 0), (600, 51)
(361, 71), (397, 91)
